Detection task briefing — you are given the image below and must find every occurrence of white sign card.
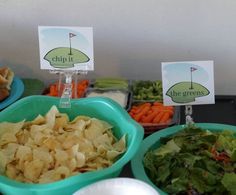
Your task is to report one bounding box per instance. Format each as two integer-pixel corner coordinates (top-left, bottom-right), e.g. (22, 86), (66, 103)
(38, 26), (94, 71)
(162, 61), (215, 106)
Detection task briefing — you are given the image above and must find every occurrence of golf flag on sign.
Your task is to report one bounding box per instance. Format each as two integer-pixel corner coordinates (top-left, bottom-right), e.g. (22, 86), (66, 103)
(69, 33), (76, 38)
(68, 33), (77, 55)
(190, 67), (197, 72)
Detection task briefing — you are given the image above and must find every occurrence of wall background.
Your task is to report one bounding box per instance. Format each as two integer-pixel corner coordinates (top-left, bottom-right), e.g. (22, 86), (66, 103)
(0, 0), (236, 95)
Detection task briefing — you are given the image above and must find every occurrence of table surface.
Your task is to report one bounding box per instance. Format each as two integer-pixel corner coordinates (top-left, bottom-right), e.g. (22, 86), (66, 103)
(120, 95), (236, 177)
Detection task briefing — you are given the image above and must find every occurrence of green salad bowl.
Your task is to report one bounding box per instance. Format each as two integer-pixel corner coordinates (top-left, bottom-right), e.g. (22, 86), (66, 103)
(131, 123), (236, 195)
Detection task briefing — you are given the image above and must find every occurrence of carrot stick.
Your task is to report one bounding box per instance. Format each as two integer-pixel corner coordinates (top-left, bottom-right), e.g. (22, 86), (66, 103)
(159, 112), (170, 124)
(133, 103), (151, 114)
(132, 105), (138, 109)
(153, 111), (165, 123)
(160, 109), (174, 117)
(133, 105), (150, 122)
(141, 110), (160, 123)
(151, 106), (163, 111)
(50, 85), (58, 96)
(153, 102), (163, 106)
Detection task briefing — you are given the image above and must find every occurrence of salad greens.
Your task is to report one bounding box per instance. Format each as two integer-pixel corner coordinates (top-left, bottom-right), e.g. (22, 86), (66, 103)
(143, 126), (236, 195)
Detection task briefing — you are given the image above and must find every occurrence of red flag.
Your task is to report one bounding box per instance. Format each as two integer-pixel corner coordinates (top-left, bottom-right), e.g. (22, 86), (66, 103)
(69, 33), (76, 38)
(190, 67), (197, 72)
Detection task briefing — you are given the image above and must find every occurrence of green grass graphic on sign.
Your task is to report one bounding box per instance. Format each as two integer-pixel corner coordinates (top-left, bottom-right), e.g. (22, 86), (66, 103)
(166, 81), (210, 103)
(44, 47), (90, 68)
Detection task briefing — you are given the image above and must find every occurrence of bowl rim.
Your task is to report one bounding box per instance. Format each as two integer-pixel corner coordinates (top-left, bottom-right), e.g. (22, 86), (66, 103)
(0, 95), (144, 190)
(131, 123), (236, 195)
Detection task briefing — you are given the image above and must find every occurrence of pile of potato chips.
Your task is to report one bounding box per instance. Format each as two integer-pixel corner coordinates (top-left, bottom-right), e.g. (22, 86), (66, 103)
(0, 106), (126, 184)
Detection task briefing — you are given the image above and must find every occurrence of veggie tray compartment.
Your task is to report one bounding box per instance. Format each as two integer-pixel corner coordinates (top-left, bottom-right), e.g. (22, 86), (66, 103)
(128, 101), (180, 134)
(131, 123), (236, 195)
(131, 80), (163, 102)
(84, 88), (132, 110)
(43, 79), (90, 98)
(90, 78), (130, 90)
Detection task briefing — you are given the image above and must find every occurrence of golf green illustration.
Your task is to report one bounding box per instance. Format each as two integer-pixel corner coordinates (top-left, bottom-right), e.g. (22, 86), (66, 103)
(38, 26), (94, 71)
(162, 61), (214, 105)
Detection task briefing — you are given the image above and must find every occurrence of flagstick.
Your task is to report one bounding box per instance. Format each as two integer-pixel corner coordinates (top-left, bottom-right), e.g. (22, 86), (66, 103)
(190, 70), (193, 89)
(69, 37), (72, 55)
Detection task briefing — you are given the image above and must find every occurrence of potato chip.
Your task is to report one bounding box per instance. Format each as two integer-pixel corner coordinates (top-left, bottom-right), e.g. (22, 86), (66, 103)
(0, 105), (127, 184)
(62, 135), (80, 149)
(16, 129), (30, 145)
(2, 143), (19, 163)
(38, 166), (70, 184)
(54, 166), (70, 179)
(93, 134), (113, 149)
(30, 124), (47, 138)
(24, 137), (36, 148)
(0, 133), (17, 146)
(33, 132), (49, 145)
(23, 159), (44, 182)
(45, 105), (59, 129)
(33, 147), (53, 168)
(112, 134), (126, 152)
(16, 145), (32, 161)
(0, 121), (24, 137)
(53, 113), (69, 130)
(37, 169), (55, 184)
(100, 120), (113, 131)
(75, 152), (86, 168)
(23, 115), (45, 129)
(67, 144), (79, 157)
(55, 149), (69, 165)
(70, 116), (91, 123)
(66, 144), (86, 169)
(43, 137), (61, 150)
(107, 150), (123, 160)
(32, 114), (45, 125)
(6, 163), (19, 179)
(84, 118), (107, 140)
(97, 145), (107, 156)
(16, 145), (33, 170)
(65, 119), (89, 132)
(42, 127), (53, 135)
(67, 158), (77, 172)
(0, 151), (8, 173)
(77, 138), (94, 153)
(4, 142), (19, 153)
(14, 173), (25, 183)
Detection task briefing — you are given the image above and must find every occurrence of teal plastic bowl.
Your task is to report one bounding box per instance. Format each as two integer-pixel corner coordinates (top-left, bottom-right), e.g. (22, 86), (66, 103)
(0, 95), (144, 195)
(131, 123), (236, 195)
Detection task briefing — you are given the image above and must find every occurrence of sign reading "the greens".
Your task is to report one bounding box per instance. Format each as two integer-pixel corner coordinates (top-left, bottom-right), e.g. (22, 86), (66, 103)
(38, 26), (94, 71)
(162, 61), (215, 106)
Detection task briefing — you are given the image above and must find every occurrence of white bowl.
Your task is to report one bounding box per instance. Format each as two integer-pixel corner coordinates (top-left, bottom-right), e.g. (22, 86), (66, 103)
(73, 178), (159, 195)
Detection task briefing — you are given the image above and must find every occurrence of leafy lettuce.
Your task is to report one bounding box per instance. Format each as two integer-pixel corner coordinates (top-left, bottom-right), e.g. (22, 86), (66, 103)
(143, 126), (236, 194)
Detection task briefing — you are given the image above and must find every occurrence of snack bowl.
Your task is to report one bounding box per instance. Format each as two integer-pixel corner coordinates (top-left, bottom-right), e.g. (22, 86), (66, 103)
(73, 177), (159, 195)
(131, 123), (236, 195)
(0, 95), (144, 195)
